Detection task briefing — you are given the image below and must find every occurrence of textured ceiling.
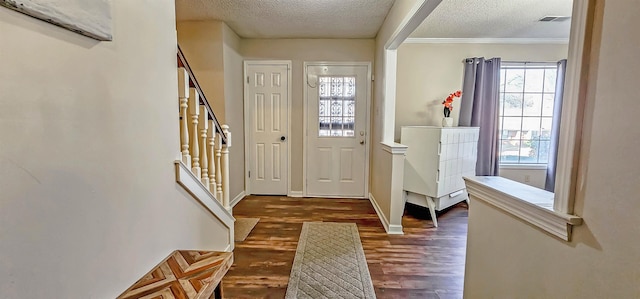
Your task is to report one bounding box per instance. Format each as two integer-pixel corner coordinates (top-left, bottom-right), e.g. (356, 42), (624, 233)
(410, 0), (573, 39)
(175, 0), (396, 39)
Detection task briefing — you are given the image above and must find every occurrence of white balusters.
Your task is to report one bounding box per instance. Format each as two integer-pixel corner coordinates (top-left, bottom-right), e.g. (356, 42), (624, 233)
(215, 131), (223, 201)
(176, 67), (232, 207)
(199, 106), (210, 190)
(208, 120), (217, 195)
(177, 68), (191, 167)
(221, 125), (231, 210)
(188, 88), (201, 179)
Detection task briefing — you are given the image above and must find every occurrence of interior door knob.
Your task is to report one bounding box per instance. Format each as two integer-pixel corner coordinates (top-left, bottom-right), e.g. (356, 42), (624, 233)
(360, 140), (365, 145)
(281, 136), (286, 141)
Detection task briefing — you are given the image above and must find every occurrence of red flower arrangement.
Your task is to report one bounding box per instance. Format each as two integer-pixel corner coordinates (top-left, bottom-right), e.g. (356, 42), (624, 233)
(442, 90), (462, 118)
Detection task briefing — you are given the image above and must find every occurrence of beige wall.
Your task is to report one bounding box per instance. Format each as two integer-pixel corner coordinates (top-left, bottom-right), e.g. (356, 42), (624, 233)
(0, 2), (229, 298)
(395, 42), (569, 140)
(396, 43), (567, 190)
(241, 39), (375, 192)
(499, 167), (546, 189)
(464, 1), (640, 297)
(177, 21), (245, 201)
(222, 24), (246, 200)
(176, 21), (226, 123)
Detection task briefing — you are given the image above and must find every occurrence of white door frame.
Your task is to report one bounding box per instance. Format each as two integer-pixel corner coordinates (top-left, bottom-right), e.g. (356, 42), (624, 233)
(243, 60), (292, 195)
(302, 61), (372, 198)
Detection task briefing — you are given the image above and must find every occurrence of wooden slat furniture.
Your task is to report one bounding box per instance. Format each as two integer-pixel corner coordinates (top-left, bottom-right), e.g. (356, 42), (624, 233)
(117, 250), (233, 299)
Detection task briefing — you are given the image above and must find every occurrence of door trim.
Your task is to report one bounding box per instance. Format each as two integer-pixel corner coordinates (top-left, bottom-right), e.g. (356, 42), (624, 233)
(243, 60), (292, 196)
(302, 61), (372, 198)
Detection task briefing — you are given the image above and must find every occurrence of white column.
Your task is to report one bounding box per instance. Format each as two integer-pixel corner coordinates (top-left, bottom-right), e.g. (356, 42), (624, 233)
(199, 106), (210, 190)
(208, 119), (217, 194)
(221, 125), (231, 210)
(177, 68), (191, 167)
(188, 88), (200, 179)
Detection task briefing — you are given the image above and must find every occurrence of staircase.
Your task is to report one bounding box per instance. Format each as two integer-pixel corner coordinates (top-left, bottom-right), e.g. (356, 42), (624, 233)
(119, 45), (235, 298)
(175, 44), (235, 245)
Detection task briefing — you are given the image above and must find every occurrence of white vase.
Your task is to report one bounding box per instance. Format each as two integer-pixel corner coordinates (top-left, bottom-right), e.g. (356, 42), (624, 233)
(442, 117), (453, 127)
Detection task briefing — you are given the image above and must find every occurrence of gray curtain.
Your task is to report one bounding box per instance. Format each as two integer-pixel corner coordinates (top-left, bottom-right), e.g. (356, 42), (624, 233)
(545, 59), (567, 192)
(459, 57), (501, 176)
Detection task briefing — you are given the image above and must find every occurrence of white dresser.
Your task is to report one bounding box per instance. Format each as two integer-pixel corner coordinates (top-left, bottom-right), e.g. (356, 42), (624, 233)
(401, 126), (479, 227)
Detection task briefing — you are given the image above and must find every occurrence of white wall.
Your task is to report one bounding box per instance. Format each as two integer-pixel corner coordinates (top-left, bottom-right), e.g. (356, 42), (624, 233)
(0, 2), (229, 298)
(241, 39), (375, 192)
(464, 1), (640, 297)
(396, 42), (567, 189)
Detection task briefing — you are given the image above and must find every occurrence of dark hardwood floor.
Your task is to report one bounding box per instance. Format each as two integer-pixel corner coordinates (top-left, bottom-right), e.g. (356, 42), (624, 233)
(223, 195), (468, 299)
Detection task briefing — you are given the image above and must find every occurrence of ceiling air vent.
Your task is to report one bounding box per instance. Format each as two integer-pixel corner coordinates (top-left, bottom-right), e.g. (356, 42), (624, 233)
(539, 16), (571, 22)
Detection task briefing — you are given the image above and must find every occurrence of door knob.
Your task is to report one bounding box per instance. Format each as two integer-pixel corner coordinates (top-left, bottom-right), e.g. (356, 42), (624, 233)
(360, 140), (365, 145)
(281, 136), (286, 141)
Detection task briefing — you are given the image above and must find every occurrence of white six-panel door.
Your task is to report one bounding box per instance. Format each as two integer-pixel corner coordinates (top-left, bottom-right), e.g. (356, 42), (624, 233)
(245, 61), (290, 195)
(305, 63), (370, 198)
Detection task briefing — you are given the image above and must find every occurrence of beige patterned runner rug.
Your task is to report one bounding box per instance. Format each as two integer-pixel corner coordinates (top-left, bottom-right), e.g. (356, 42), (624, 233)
(285, 222), (376, 299)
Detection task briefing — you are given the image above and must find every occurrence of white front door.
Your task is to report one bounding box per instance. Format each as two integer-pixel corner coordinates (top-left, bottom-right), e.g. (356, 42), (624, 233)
(305, 63), (371, 198)
(244, 61), (290, 195)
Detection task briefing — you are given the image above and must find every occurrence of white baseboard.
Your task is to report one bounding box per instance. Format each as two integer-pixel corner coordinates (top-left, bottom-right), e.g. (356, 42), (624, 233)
(388, 224), (404, 234)
(231, 191), (246, 207)
(368, 193), (403, 234)
(288, 191), (303, 197)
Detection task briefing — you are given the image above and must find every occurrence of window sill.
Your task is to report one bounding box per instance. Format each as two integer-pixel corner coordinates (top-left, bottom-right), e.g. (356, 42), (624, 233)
(463, 176), (582, 241)
(499, 164), (548, 170)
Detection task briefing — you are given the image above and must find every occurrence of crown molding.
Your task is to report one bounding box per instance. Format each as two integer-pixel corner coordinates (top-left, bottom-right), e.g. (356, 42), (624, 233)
(403, 37), (569, 44)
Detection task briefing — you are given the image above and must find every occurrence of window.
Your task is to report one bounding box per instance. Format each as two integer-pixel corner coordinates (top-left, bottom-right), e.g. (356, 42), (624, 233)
(318, 76), (356, 137)
(499, 62), (558, 165)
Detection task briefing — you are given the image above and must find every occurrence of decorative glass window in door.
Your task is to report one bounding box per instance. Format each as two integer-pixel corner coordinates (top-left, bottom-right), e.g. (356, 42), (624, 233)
(318, 76), (356, 137)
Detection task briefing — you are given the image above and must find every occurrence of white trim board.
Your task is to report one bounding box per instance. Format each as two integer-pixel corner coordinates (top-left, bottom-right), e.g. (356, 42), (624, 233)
(230, 191), (246, 208)
(288, 191), (303, 198)
(403, 38), (569, 44)
(368, 193), (404, 235)
(174, 161), (235, 248)
(553, 0), (591, 213)
(465, 176), (581, 241)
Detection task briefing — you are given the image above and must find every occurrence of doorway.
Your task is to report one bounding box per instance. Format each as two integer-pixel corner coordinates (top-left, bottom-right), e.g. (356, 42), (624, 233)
(304, 62), (371, 198)
(244, 61), (291, 195)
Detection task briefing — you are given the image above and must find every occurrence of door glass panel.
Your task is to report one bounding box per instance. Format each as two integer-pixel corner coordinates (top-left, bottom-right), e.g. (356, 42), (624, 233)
(318, 76), (356, 137)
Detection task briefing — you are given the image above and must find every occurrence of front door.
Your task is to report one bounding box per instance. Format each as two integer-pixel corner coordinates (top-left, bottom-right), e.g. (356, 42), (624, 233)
(305, 63), (371, 198)
(245, 61), (290, 195)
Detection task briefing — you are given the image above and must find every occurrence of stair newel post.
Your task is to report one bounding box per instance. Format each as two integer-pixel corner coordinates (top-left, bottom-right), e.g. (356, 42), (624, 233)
(215, 130), (223, 202)
(188, 88), (201, 179)
(221, 125), (231, 210)
(208, 119), (217, 193)
(199, 107), (210, 189)
(177, 68), (191, 167)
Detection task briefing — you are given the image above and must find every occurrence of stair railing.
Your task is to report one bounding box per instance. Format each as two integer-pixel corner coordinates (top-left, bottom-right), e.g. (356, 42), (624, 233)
(177, 45), (231, 209)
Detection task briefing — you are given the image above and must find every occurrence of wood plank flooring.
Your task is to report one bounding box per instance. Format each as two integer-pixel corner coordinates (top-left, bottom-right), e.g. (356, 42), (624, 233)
(223, 196), (468, 299)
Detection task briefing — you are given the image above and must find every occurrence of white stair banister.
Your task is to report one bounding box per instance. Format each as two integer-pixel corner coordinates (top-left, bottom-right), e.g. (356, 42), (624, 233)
(221, 125), (231, 210)
(208, 119), (217, 194)
(177, 68), (191, 167)
(188, 88), (201, 179)
(199, 106), (210, 190)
